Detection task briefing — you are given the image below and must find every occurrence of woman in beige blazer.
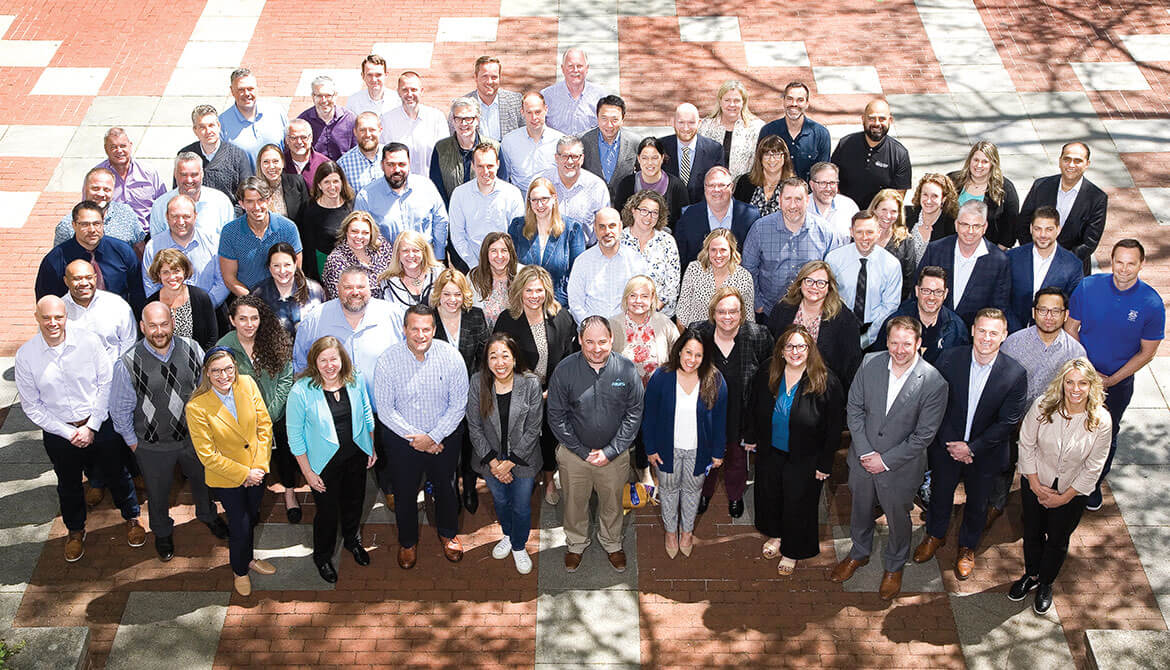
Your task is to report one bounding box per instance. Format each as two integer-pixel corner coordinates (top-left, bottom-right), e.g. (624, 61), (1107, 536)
(1011, 357), (1111, 615)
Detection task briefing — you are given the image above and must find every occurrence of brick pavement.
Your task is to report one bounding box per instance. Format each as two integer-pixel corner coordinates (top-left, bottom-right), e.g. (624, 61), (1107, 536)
(2, 0), (1170, 667)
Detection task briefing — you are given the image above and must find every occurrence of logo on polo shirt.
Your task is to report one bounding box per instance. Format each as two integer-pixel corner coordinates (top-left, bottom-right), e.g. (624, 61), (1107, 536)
(611, 379), (627, 388)
(874, 161), (890, 168)
(1128, 310), (1139, 322)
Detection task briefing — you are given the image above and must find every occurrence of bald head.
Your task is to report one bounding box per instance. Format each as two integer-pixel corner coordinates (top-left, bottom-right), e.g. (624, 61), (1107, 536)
(63, 260), (98, 306)
(139, 301), (175, 352)
(593, 207), (622, 252)
(35, 295), (67, 344)
(674, 103), (700, 142)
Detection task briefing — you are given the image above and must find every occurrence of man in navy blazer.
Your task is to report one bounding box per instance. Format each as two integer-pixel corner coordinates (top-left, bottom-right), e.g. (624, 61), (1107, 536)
(1017, 142), (1108, 274)
(661, 103), (725, 206)
(913, 309), (1027, 580)
(36, 201), (146, 315)
(1006, 206), (1083, 331)
(917, 201), (1010, 327)
(673, 167), (760, 268)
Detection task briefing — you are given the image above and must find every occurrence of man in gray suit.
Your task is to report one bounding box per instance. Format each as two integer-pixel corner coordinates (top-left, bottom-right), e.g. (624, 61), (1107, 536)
(829, 315), (948, 599)
(462, 56), (523, 142)
(581, 95), (638, 201)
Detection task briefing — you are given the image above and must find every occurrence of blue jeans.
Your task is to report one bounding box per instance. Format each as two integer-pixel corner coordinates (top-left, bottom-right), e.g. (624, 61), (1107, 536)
(484, 474), (535, 549)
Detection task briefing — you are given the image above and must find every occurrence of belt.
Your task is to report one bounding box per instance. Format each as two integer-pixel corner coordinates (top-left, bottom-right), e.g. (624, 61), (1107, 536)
(67, 417), (90, 428)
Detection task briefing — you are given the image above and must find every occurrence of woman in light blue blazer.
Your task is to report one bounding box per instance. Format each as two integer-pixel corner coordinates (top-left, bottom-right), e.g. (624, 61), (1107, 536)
(285, 336), (377, 584)
(467, 334), (544, 575)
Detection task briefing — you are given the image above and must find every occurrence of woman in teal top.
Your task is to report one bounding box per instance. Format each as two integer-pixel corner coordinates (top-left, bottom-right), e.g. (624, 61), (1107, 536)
(285, 336), (376, 584)
(744, 325), (844, 576)
(217, 296), (297, 520)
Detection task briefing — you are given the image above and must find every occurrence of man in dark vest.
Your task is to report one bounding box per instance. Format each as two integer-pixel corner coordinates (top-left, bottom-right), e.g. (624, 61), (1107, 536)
(429, 97), (509, 205)
(110, 301), (229, 561)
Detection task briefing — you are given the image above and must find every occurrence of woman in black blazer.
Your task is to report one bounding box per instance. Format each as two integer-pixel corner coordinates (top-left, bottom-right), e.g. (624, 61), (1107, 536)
(256, 143), (309, 224)
(492, 265), (577, 505)
(431, 268), (491, 513)
(766, 260), (861, 390)
(613, 137), (689, 226)
(744, 325), (844, 575)
(949, 140), (1019, 249)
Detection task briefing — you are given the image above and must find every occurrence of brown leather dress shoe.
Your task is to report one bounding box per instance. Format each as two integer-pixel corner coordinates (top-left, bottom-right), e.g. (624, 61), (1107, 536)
(955, 547), (976, 580)
(913, 535), (945, 563)
(879, 570), (903, 600)
(608, 550), (627, 572)
(384, 493), (396, 513)
(564, 551), (582, 572)
(441, 536), (464, 563)
(984, 506), (1003, 532)
(828, 556), (869, 583)
(398, 545), (417, 569)
(85, 486), (104, 507)
(64, 530), (86, 562)
(126, 519), (147, 548)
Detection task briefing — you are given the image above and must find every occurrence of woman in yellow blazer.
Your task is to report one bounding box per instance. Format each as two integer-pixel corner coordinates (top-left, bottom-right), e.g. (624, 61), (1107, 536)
(185, 347), (277, 596)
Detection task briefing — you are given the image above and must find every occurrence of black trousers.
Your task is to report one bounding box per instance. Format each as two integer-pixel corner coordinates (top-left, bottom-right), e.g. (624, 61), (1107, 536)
(44, 421), (139, 531)
(381, 425), (461, 548)
(753, 446), (824, 560)
(372, 414), (394, 494)
(456, 418), (478, 488)
(269, 421), (301, 489)
(310, 449), (368, 562)
(1020, 476), (1086, 585)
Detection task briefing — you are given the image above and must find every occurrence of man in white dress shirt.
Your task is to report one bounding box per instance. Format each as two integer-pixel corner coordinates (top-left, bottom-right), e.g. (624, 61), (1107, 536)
(826, 210), (903, 348)
(15, 296), (146, 563)
(500, 92), (563, 191)
(345, 54), (399, 117)
(380, 72), (449, 176)
(449, 143), (525, 269)
(62, 259), (136, 361)
(545, 135), (610, 246)
(806, 162), (859, 239)
(567, 208), (649, 323)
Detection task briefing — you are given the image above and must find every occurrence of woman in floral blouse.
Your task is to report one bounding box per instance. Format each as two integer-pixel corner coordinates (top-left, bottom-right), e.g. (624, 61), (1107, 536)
(468, 231), (521, 329)
(321, 211), (394, 300)
(620, 189), (681, 318)
(675, 228), (755, 329)
(609, 275), (680, 489)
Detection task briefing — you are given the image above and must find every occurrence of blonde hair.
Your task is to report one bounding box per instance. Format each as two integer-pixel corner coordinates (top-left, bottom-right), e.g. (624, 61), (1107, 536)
(869, 189), (908, 246)
(620, 275), (659, 314)
(334, 210), (384, 252)
(521, 177), (565, 240)
(697, 228), (741, 272)
(707, 285), (746, 325)
(189, 349), (235, 401)
(705, 79), (758, 124)
(780, 260), (843, 320)
(507, 264), (561, 318)
(429, 268), (474, 310)
(1035, 357), (1107, 433)
(954, 140), (1006, 204)
(379, 230), (442, 282)
(148, 248), (192, 283)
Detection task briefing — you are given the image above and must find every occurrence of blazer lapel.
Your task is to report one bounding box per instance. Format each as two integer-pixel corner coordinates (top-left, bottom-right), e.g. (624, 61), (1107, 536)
(212, 399), (248, 442)
(882, 359), (923, 427)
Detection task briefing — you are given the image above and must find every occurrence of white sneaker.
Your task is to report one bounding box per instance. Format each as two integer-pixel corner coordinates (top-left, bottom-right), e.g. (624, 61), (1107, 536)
(492, 537), (512, 559)
(513, 548), (532, 574)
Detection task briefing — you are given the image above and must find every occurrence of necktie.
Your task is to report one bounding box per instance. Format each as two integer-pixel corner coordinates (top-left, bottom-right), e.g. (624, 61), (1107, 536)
(853, 257), (867, 323)
(680, 146), (692, 184)
(89, 251), (106, 291)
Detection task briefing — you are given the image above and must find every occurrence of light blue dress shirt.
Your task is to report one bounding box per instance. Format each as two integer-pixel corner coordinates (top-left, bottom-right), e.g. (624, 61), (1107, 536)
(213, 387), (239, 421)
(292, 298), (406, 398)
(825, 243), (903, 348)
(448, 178), (525, 267)
(742, 215), (846, 313)
(964, 355), (996, 442)
(147, 188), (236, 241)
(218, 101), (289, 168)
(540, 80), (605, 135)
(500, 126), (563, 191)
(353, 174), (450, 255)
(143, 227), (230, 306)
(373, 339), (469, 444)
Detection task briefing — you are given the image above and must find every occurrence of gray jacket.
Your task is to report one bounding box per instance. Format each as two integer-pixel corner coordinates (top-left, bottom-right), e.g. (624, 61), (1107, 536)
(466, 371), (544, 478)
(581, 127), (640, 200)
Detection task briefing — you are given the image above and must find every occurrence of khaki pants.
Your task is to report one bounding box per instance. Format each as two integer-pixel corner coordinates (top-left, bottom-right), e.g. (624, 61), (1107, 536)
(557, 445), (630, 554)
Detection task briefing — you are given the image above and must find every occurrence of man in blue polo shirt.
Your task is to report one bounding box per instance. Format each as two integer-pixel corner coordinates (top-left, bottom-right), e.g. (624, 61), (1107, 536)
(218, 68), (288, 168)
(218, 176), (302, 297)
(1066, 238), (1164, 510)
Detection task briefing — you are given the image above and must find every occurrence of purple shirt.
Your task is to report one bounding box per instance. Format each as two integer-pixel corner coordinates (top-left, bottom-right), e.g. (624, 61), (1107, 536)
(297, 106), (357, 161)
(283, 148), (330, 193)
(96, 159), (167, 232)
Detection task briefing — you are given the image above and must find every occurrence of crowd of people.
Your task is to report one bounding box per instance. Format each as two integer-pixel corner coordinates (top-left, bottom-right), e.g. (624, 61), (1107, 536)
(15, 48), (1165, 612)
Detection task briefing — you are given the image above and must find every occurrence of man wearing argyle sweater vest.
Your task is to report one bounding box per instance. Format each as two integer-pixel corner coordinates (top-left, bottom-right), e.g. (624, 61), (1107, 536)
(111, 302), (229, 561)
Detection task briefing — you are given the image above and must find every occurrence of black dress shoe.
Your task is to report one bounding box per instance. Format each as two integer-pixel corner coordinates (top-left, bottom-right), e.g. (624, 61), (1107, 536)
(315, 559), (338, 584)
(345, 541), (370, 566)
(155, 535), (174, 562)
(1033, 583), (1053, 614)
(286, 505), (302, 524)
(204, 517), (230, 540)
(462, 486), (479, 514)
(1008, 574), (1039, 601)
(728, 499), (745, 518)
(696, 496), (710, 515)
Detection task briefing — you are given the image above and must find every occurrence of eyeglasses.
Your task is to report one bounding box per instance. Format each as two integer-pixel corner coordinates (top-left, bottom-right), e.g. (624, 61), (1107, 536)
(1034, 307), (1066, 316)
(705, 182), (732, 191)
(557, 153), (584, 161)
(917, 287), (947, 297)
(761, 151), (786, 161)
(802, 278), (829, 289)
(956, 222), (986, 231)
(634, 207), (659, 218)
(529, 196), (552, 205)
(287, 134), (311, 142)
(311, 92), (335, 99)
(208, 365), (236, 377)
(714, 308), (741, 317)
(784, 343), (809, 352)
(453, 115), (477, 124)
(810, 179), (839, 187)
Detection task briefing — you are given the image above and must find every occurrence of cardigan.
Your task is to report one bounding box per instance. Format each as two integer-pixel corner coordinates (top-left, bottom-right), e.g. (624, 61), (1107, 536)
(1017, 397), (1111, 496)
(767, 301), (862, 389)
(466, 371), (544, 478)
(492, 308), (577, 387)
(185, 374), (273, 488)
(284, 372), (375, 474)
(742, 364), (845, 474)
(608, 311), (680, 381)
(435, 307), (491, 374)
(146, 285), (219, 352)
(613, 172), (689, 226)
(641, 368), (729, 476)
(216, 330), (295, 421)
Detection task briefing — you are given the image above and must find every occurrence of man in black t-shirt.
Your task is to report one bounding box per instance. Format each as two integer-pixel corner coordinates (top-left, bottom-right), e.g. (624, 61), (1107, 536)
(830, 98), (912, 209)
